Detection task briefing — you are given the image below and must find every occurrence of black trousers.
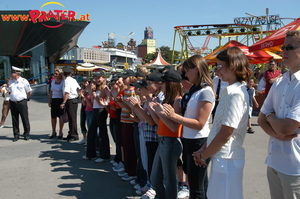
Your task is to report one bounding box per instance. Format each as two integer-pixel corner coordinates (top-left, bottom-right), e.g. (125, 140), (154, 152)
(10, 99), (30, 137)
(182, 138), (209, 199)
(66, 98), (78, 138)
(80, 104), (87, 134)
(86, 108), (110, 159)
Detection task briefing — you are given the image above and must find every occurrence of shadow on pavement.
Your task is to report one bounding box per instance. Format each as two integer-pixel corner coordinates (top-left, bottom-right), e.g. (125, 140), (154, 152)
(37, 136), (138, 199)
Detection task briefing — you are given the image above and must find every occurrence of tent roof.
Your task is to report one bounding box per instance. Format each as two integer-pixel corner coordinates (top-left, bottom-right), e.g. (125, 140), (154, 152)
(204, 40), (273, 63)
(144, 50), (171, 66)
(249, 18), (300, 52)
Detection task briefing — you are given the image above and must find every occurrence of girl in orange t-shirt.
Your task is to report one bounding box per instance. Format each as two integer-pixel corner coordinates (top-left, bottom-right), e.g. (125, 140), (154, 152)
(147, 70), (183, 199)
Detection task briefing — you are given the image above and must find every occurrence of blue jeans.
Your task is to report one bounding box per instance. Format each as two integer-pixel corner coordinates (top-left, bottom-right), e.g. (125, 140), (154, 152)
(151, 136), (182, 199)
(85, 110), (93, 130)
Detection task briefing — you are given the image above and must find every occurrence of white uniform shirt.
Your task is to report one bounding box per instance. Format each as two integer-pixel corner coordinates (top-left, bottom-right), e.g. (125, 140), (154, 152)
(9, 77), (32, 101)
(183, 86), (215, 139)
(63, 76), (80, 99)
(261, 70), (300, 176)
(207, 82), (249, 159)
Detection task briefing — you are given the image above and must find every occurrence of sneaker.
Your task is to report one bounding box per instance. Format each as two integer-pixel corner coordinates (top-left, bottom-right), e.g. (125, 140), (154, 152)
(130, 179), (137, 185)
(122, 175), (136, 181)
(136, 185), (150, 195)
(110, 160), (116, 164)
(140, 187), (156, 199)
(112, 162), (119, 167)
(118, 171), (128, 177)
(82, 155), (96, 160)
(133, 184), (141, 190)
(247, 127), (255, 134)
(95, 158), (109, 163)
(77, 138), (86, 145)
(113, 162), (125, 172)
(0, 125), (4, 128)
(178, 186), (189, 199)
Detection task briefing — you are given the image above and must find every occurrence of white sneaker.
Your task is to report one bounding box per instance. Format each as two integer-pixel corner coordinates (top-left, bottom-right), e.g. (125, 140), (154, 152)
(130, 179), (137, 185)
(110, 160), (116, 164)
(178, 186), (189, 199)
(77, 138), (86, 145)
(0, 125), (4, 128)
(82, 155), (96, 160)
(95, 158), (109, 163)
(113, 162), (125, 172)
(118, 171), (128, 177)
(140, 188), (156, 199)
(112, 162), (119, 167)
(133, 184), (141, 190)
(136, 185), (150, 195)
(122, 175), (136, 181)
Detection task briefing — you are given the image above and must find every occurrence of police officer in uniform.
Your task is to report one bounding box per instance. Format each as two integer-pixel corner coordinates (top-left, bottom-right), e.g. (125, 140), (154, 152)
(8, 69), (32, 142)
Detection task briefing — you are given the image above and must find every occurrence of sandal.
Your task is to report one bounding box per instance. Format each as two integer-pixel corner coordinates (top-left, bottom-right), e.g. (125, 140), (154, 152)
(247, 127), (255, 134)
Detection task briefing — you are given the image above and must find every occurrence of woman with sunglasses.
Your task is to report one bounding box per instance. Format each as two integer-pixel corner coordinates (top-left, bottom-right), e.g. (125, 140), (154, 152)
(193, 47), (252, 199)
(48, 69), (65, 139)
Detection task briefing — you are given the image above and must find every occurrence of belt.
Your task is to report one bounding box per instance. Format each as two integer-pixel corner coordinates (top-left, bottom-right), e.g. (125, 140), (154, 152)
(10, 99), (26, 104)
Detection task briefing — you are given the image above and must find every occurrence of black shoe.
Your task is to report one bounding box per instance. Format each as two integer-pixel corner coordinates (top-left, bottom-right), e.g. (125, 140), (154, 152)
(49, 133), (57, 139)
(63, 135), (72, 140)
(12, 136), (19, 142)
(67, 137), (79, 142)
(24, 135), (30, 140)
(58, 134), (63, 139)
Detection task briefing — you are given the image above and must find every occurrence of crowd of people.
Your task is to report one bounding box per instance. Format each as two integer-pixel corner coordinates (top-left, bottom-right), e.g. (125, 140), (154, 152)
(1, 30), (300, 199)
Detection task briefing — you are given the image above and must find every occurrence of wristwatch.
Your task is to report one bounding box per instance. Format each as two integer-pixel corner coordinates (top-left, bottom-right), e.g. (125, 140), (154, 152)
(265, 113), (272, 119)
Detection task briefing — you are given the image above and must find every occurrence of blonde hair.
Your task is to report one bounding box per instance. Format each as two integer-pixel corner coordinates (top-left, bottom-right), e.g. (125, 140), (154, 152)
(138, 67), (150, 76)
(286, 30), (300, 39)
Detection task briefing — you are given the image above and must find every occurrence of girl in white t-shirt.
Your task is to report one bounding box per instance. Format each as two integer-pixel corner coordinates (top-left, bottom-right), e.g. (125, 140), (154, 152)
(193, 47), (252, 199)
(163, 55), (215, 198)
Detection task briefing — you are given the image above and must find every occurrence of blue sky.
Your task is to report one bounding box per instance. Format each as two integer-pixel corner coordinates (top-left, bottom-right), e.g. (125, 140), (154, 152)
(1, 0), (300, 52)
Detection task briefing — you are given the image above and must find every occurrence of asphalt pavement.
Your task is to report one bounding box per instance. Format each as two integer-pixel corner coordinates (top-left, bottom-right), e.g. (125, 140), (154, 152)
(0, 95), (270, 199)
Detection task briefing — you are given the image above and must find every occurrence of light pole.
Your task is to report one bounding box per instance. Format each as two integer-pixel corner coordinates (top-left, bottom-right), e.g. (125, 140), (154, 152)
(108, 32), (135, 69)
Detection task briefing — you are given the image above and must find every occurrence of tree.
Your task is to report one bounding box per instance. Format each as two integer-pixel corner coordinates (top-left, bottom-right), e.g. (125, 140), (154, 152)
(142, 46), (180, 64)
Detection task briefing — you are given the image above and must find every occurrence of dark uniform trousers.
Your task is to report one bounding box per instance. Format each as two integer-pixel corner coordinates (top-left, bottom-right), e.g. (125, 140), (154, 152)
(66, 98), (79, 139)
(10, 99), (30, 137)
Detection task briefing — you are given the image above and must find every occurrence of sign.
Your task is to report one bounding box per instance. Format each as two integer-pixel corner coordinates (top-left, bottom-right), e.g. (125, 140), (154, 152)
(1, 2), (91, 28)
(234, 15), (280, 26)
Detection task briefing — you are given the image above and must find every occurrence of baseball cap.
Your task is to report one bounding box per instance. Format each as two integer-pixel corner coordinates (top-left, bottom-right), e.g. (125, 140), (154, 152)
(62, 67), (73, 73)
(130, 79), (148, 88)
(161, 70), (181, 83)
(120, 70), (136, 78)
(146, 72), (163, 82)
(93, 71), (105, 77)
(136, 71), (145, 78)
(111, 72), (121, 81)
(162, 65), (175, 71)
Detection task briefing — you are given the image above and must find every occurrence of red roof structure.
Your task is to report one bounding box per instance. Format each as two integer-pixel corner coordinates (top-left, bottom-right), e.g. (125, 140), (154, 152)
(249, 18), (300, 52)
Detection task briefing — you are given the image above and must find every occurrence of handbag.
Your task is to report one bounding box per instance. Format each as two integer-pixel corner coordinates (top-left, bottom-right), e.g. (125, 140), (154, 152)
(60, 108), (68, 123)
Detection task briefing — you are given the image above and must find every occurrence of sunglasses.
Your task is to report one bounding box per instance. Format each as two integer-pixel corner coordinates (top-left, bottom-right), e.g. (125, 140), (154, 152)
(281, 45), (299, 51)
(215, 64), (223, 70)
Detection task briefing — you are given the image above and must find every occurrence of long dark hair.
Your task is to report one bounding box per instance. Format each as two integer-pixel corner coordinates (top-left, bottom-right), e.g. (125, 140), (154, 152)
(163, 81), (183, 105)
